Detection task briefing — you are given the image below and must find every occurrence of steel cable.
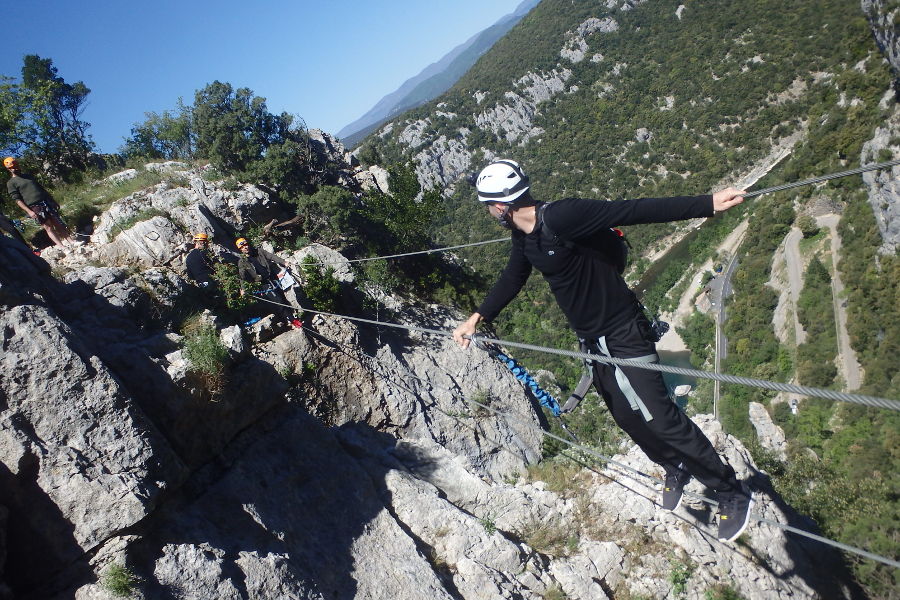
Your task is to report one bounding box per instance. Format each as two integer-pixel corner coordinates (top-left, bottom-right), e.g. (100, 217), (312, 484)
(296, 315), (900, 569)
(299, 237), (510, 268)
(289, 159), (899, 268)
(741, 159), (900, 198)
(252, 296), (900, 412)
(462, 393), (900, 569)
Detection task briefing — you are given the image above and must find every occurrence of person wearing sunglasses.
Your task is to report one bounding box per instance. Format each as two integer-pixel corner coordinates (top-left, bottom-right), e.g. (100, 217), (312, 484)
(236, 237), (302, 329)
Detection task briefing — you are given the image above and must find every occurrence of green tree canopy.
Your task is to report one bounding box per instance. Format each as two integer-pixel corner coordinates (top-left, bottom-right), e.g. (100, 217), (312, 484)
(192, 81), (292, 173)
(1, 55), (94, 181)
(121, 99), (193, 160)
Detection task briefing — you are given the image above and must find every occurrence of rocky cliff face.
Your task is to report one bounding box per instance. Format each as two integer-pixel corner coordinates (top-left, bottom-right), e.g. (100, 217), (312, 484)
(861, 0), (900, 88)
(861, 87), (900, 255)
(0, 159), (862, 599)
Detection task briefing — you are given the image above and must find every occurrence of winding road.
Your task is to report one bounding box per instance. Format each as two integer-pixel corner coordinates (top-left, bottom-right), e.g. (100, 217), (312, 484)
(817, 214), (862, 391)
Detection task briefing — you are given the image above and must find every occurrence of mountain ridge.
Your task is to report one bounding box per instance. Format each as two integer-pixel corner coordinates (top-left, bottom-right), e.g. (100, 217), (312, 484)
(337, 0), (540, 147)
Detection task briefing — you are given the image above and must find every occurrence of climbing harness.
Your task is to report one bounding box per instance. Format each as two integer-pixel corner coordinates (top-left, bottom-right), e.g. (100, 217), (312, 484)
(473, 336), (579, 442)
(561, 312), (670, 415)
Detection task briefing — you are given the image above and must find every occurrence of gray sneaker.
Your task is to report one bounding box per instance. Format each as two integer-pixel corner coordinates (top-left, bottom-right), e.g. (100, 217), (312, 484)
(717, 482), (754, 542)
(662, 468), (691, 511)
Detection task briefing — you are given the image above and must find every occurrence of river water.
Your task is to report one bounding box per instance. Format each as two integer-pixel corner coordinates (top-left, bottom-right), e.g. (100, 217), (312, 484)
(632, 225), (701, 297)
(658, 349), (697, 392)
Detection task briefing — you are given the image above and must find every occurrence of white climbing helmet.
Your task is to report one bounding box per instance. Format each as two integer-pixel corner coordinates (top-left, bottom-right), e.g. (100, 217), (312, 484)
(475, 159), (530, 203)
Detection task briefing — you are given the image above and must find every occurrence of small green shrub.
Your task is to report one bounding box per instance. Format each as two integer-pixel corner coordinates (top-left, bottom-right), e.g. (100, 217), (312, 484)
(796, 214), (820, 238)
(212, 262), (256, 310)
(877, 148), (894, 163)
(183, 320), (228, 374)
(468, 389), (494, 417)
(301, 256), (341, 312)
(542, 585), (568, 600)
(102, 563), (139, 597)
(480, 514), (497, 535)
(115, 207), (168, 232)
(526, 461), (586, 497)
(668, 557), (695, 598)
(244, 222), (268, 247)
(181, 318), (229, 397)
(521, 518), (578, 557)
(704, 584), (746, 600)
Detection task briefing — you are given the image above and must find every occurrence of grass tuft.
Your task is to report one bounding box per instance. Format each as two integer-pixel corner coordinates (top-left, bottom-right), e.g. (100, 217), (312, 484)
(181, 316), (229, 398)
(102, 563), (139, 597)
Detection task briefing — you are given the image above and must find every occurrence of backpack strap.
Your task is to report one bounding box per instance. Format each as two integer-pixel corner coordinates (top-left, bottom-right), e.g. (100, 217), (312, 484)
(537, 202), (624, 271)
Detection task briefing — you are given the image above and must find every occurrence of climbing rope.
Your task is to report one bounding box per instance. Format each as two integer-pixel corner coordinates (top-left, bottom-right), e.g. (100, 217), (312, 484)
(250, 296), (900, 411)
(476, 341), (581, 442)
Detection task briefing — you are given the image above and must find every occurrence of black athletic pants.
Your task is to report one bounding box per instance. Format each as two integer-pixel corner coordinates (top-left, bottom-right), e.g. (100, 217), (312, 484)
(588, 312), (739, 493)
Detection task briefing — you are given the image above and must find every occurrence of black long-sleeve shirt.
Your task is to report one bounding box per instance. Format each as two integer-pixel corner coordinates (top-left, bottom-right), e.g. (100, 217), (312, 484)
(476, 195), (714, 338)
(237, 248), (287, 288)
(185, 248), (215, 285)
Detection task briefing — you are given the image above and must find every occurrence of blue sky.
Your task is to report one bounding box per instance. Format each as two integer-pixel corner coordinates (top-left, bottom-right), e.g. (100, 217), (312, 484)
(4, 1), (526, 153)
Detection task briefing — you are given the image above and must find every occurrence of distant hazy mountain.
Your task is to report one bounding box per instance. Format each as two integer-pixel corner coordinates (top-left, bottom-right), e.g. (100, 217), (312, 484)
(337, 0), (540, 148)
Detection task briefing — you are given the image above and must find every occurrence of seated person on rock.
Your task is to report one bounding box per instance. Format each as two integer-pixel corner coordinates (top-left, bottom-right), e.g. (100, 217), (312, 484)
(235, 237), (302, 328)
(185, 232), (217, 289)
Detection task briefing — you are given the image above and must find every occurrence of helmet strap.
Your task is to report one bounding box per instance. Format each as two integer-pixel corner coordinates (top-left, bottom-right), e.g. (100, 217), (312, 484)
(497, 204), (514, 229)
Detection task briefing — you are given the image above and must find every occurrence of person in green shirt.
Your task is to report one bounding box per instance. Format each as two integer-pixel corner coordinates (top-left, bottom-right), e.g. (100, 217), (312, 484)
(4, 156), (73, 248)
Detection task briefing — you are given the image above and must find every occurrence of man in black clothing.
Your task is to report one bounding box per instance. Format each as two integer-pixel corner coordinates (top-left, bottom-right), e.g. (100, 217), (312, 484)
(452, 159), (753, 542)
(236, 237), (301, 328)
(185, 232), (217, 288)
(4, 157), (73, 248)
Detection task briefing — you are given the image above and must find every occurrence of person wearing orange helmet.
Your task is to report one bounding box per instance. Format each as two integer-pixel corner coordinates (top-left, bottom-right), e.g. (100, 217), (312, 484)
(236, 237), (301, 328)
(185, 232), (217, 288)
(4, 157), (74, 248)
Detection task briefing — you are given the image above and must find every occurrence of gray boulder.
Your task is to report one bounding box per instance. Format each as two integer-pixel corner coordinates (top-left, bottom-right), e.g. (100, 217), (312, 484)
(749, 402), (788, 460)
(98, 216), (183, 267)
(0, 302), (186, 593)
(125, 409), (458, 600)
